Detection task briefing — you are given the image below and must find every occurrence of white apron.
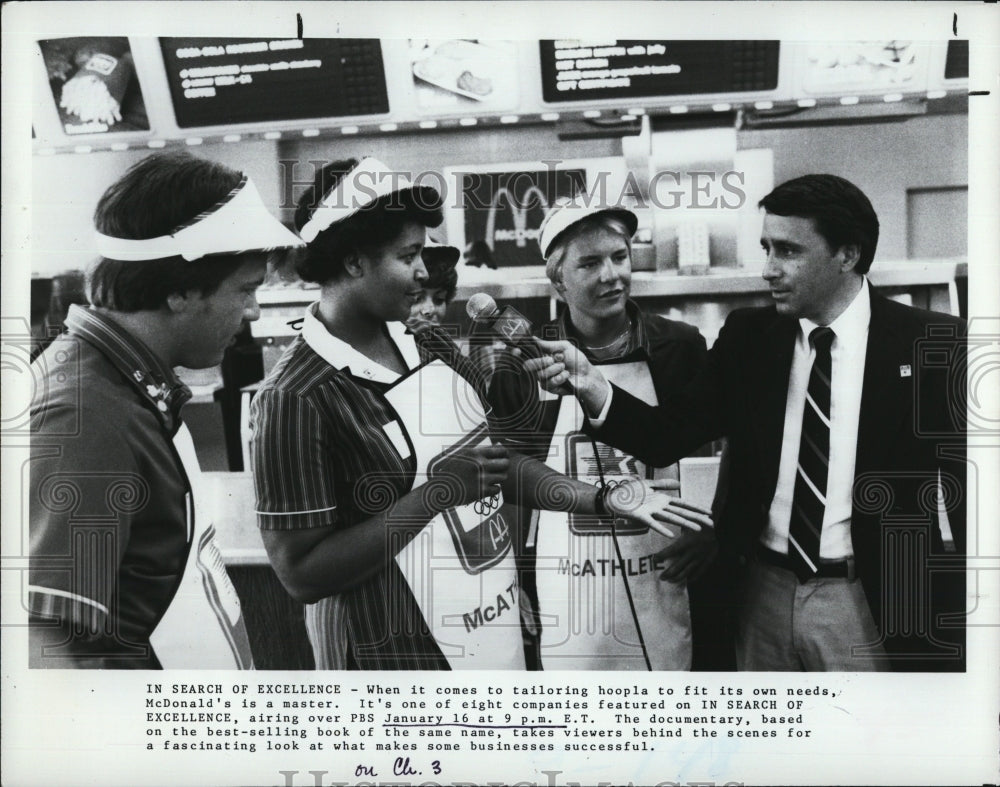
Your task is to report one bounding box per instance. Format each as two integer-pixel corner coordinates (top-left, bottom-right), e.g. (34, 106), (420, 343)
(148, 423), (254, 669)
(383, 360), (525, 670)
(535, 359), (691, 670)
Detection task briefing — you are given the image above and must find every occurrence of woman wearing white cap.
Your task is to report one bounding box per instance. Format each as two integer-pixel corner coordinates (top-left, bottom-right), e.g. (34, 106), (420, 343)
(251, 159), (712, 670)
(489, 197), (727, 671)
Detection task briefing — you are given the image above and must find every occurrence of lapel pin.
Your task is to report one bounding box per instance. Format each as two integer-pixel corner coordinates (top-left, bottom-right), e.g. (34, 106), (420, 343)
(899, 365), (912, 378)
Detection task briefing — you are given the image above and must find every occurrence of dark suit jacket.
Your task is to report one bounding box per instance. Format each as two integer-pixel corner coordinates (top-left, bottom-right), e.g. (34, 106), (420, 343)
(595, 287), (967, 672)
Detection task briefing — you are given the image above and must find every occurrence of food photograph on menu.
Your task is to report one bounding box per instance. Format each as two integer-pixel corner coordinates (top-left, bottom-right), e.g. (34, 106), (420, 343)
(410, 39), (520, 112)
(38, 36), (149, 134)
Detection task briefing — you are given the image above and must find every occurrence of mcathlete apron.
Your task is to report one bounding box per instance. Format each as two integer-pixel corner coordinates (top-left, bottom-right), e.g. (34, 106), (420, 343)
(534, 358), (691, 670)
(148, 423), (254, 669)
(383, 359), (525, 670)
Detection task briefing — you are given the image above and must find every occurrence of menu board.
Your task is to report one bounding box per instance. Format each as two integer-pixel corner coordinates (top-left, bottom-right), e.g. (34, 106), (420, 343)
(944, 39), (968, 80)
(409, 39), (520, 113)
(38, 37), (150, 135)
(798, 41), (925, 94)
(159, 38), (388, 127)
(539, 40), (780, 103)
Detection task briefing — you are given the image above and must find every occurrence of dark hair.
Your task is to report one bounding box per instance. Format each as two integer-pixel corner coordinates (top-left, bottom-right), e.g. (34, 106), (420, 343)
(291, 158), (443, 285)
(90, 150), (249, 311)
(422, 249), (459, 303)
(758, 174), (880, 274)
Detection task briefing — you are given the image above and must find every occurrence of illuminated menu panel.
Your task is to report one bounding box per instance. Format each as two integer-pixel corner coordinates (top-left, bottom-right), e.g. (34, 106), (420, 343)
(944, 40), (968, 80)
(539, 40), (779, 103)
(38, 37), (150, 135)
(159, 38), (388, 128)
(799, 41), (925, 94)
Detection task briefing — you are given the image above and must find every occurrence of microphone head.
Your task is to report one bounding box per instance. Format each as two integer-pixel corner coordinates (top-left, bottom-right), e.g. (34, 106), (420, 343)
(466, 292), (499, 321)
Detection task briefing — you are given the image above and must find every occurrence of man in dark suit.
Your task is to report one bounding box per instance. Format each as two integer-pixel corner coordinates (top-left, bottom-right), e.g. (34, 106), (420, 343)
(528, 174), (967, 672)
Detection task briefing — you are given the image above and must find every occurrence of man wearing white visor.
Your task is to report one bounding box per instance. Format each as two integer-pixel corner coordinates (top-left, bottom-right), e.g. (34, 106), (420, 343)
(28, 150), (303, 668)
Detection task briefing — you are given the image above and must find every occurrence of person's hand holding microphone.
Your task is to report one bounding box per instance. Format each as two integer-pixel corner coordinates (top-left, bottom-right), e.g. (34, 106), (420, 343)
(522, 340), (716, 552)
(521, 337), (612, 418)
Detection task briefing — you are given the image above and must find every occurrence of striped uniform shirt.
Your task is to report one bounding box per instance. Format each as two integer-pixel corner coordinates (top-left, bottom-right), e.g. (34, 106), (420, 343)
(251, 304), (449, 670)
(29, 305), (193, 668)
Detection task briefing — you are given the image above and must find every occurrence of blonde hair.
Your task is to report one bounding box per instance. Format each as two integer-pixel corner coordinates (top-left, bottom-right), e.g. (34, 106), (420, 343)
(544, 214), (633, 286)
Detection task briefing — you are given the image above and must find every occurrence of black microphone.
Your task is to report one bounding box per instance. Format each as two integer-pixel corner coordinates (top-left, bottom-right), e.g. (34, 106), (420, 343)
(410, 322), (488, 399)
(465, 293), (542, 358)
(465, 293), (574, 394)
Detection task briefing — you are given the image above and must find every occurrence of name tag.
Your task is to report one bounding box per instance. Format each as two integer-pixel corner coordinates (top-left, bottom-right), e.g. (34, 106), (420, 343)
(382, 420), (411, 459)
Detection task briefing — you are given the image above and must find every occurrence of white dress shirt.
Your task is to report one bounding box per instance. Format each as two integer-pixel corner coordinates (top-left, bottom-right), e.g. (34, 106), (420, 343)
(762, 278), (871, 559)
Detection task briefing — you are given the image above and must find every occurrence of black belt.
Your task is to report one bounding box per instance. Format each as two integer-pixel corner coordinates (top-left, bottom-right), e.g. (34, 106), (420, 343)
(755, 545), (857, 583)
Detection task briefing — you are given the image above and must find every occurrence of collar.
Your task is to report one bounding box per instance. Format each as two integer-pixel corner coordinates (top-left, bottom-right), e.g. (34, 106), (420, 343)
(798, 277), (871, 348)
(301, 301), (420, 383)
(64, 305), (191, 434)
(557, 298), (648, 354)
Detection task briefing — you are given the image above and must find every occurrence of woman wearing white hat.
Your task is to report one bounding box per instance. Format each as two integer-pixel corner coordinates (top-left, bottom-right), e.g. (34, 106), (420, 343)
(489, 197), (727, 670)
(250, 160), (712, 670)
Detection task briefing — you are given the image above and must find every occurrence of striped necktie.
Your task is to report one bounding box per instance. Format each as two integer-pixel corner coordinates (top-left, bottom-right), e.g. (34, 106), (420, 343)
(787, 326), (835, 582)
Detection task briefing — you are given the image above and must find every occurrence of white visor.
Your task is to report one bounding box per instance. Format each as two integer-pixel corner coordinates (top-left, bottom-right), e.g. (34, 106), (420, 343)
(298, 157), (420, 243)
(95, 175), (303, 262)
(538, 196), (638, 260)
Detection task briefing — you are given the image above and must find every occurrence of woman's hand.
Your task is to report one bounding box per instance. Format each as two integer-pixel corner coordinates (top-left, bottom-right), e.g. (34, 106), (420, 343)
(427, 444), (510, 509)
(522, 338), (611, 417)
(602, 478), (714, 537)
